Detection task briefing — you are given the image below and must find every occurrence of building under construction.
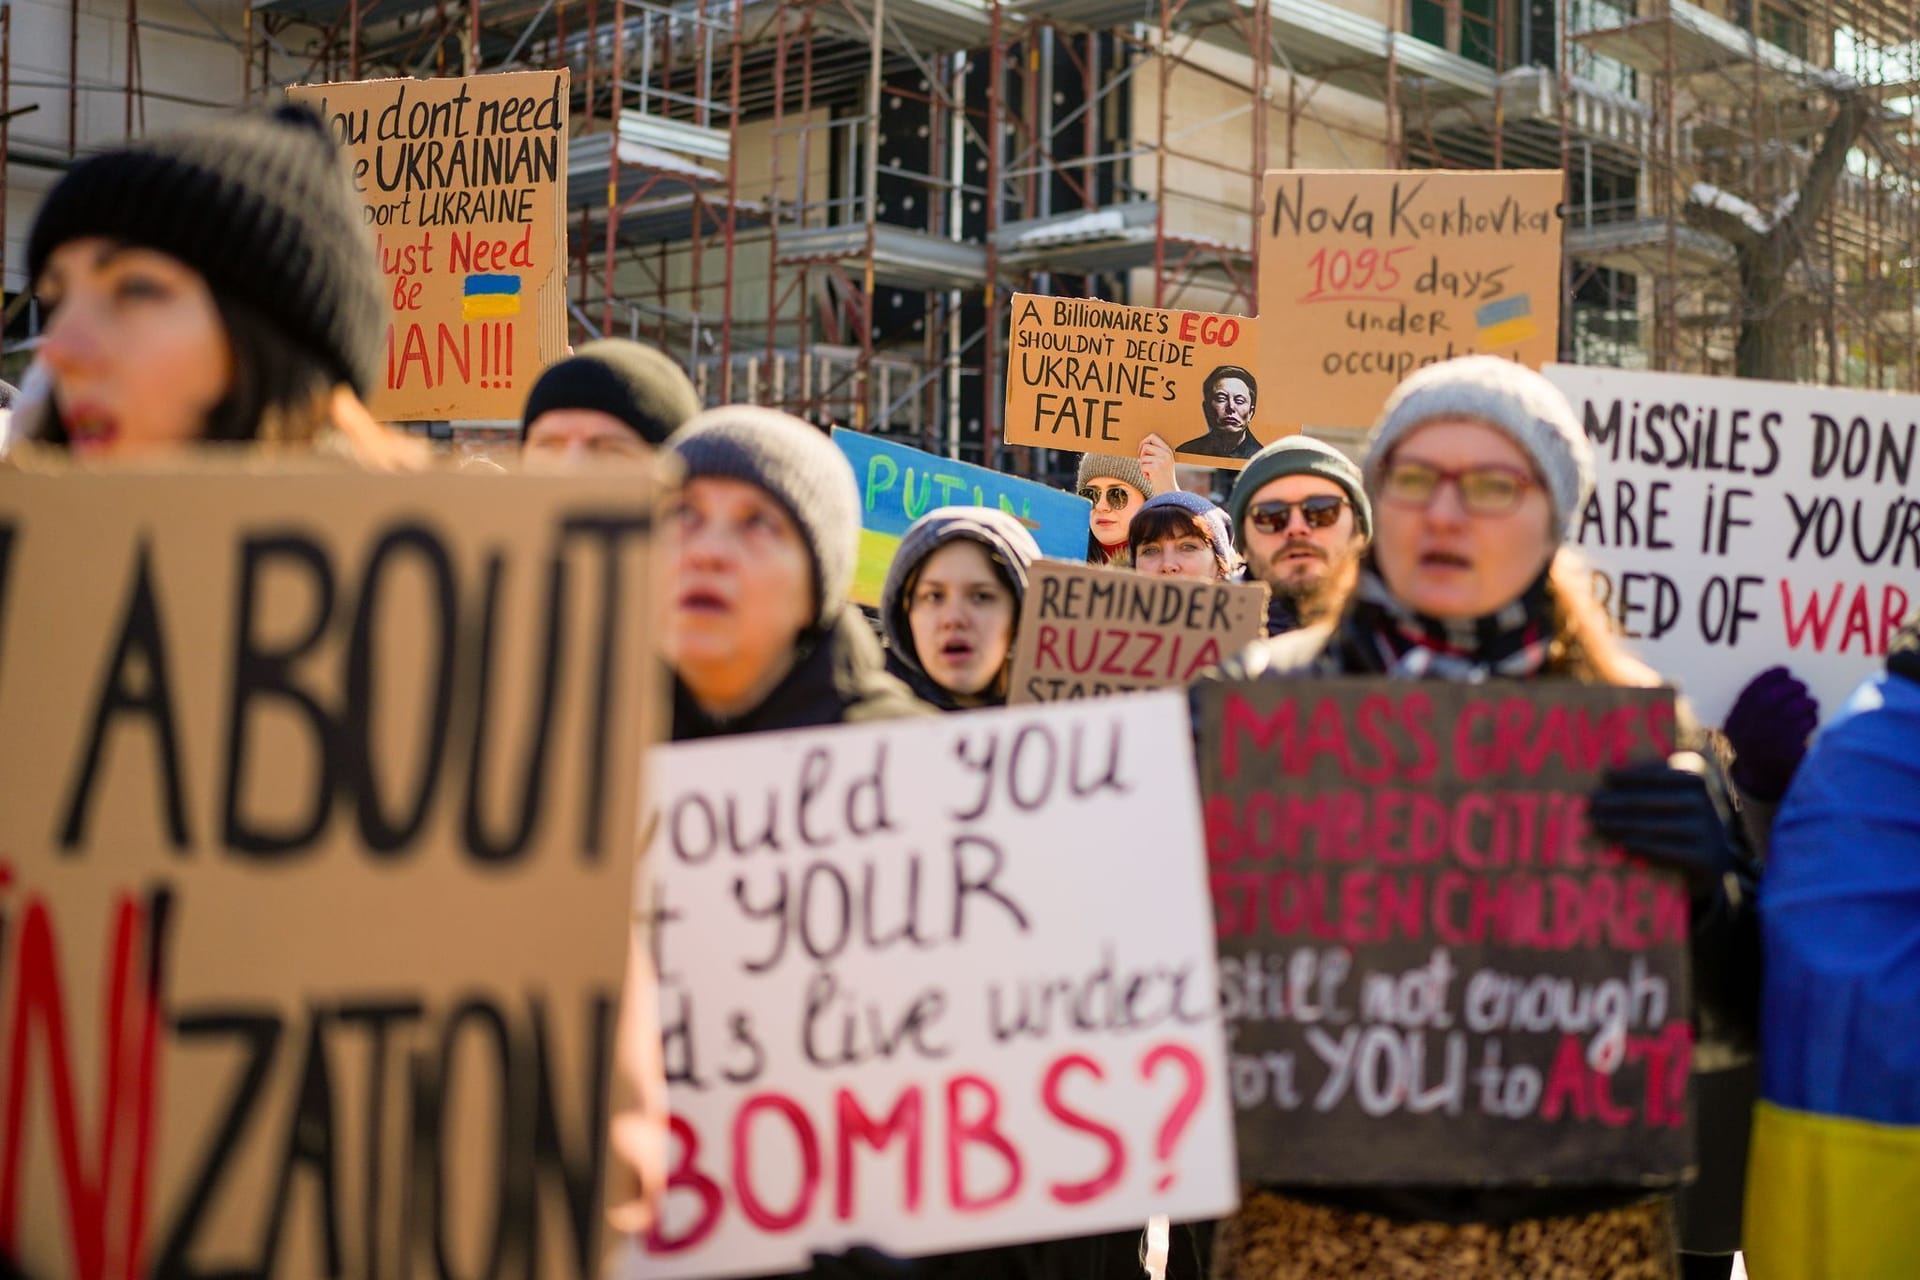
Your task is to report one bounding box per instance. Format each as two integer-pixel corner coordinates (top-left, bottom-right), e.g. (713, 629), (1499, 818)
(5, 0), (1918, 462)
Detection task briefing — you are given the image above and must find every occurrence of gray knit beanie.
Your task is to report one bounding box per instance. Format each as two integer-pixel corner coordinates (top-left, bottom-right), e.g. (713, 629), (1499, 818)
(1365, 355), (1593, 540)
(669, 406), (860, 627)
(1130, 490), (1233, 565)
(1226, 434), (1371, 549)
(1076, 451), (1154, 499)
(880, 507), (1041, 681)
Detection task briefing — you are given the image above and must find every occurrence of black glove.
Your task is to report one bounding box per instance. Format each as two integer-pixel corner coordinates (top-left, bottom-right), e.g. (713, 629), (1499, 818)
(1721, 665), (1818, 801)
(804, 1248), (917, 1280)
(1589, 756), (1741, 903)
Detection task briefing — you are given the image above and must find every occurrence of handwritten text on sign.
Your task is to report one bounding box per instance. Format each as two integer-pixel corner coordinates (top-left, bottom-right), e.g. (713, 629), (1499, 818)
(1007, 561), (1268, 703)
(1003, 293), (1281, 468)
(1547, 363), (1917, 725)
(0, 459), (661, 1277)
(1259, 170), (1563, 428)
(290, 71), (570, 420)
(1196, 679), (1692, 1187)
(833, 427), (1091, 607)
(626, 696), (1237, 1278)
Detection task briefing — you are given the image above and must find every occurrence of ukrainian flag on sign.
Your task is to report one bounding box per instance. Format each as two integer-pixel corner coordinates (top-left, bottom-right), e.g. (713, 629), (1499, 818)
(1475, 294), (1537, 348)
(1744, 670), (1920, 1279)
(463, 273), (521, 322)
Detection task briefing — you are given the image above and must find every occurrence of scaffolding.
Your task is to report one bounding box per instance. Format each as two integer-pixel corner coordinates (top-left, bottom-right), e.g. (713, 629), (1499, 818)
(7, 0), (1917, 440)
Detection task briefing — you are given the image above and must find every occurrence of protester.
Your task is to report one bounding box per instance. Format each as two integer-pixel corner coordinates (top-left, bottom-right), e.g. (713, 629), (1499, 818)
(20, 105), (410, 464)
(1224, 434), (1370, 635)
(1127, 490), (1236, 582)
(665, 405), (927, 738)
(1742, 617), (1920, 1278)
(1201, 356), (1760, 1280)
(521, 338), (701, 460)
(1078, 450), (1155, 564)
(879, 508), (1039, 710)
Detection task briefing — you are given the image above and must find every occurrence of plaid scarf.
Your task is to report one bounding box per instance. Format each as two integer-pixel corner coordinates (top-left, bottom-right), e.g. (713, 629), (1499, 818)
(1339, 561), (1555, 681)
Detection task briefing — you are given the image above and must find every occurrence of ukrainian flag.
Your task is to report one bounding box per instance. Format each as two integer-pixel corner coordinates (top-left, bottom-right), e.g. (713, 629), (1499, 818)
(462, 273), (521, 321)
(1744, 670), (1920, 1279)
(1475, 294), (1537, 348)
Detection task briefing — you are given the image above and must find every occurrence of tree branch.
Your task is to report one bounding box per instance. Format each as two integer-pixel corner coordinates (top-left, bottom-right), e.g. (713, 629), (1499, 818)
(1773, 90), (1871, 252)
(1683, 200), (1762, 253)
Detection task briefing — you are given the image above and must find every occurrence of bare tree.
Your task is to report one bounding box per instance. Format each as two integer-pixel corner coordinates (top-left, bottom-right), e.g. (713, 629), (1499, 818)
(1684, 91), (1872, 379)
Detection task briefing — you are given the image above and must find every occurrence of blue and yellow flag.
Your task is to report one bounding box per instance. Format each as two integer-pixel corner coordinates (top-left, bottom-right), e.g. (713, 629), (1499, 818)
(1745, 670), (1920, 1279)
(462, 273), (522, 321)
(1475, 294), (1537, 348)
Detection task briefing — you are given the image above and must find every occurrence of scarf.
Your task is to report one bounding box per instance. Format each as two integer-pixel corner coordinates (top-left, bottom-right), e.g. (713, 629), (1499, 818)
(1341, 561), (1555, 681)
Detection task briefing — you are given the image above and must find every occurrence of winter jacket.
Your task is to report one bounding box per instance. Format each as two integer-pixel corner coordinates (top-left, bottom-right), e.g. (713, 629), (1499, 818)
(1232, 561), (1302, 637)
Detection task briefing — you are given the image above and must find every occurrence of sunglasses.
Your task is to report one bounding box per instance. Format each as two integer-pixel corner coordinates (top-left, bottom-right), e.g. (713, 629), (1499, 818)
(1246, 494), (1347, 533)
(1079, 484), (1138, 511)
(1380, 460), (1533, 515)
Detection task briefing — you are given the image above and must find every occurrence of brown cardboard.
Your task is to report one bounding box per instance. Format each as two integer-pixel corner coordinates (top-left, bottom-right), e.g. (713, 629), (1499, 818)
(290, 71), (571, 422)
(1002, 293), (1287, 469)
(1258, 169), (1563, 428)
(1195, 676), (1694, 1187)
(1006, 560), (1268, 703)
(0, 456), (661, 1276)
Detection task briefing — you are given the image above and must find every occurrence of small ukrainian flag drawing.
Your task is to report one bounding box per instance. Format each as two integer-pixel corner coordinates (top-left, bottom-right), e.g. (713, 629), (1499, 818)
(1475, 294), (1537, 348)
(462, 273), (522, 322)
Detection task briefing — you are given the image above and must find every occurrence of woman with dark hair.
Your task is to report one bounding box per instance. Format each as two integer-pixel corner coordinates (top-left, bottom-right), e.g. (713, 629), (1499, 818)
(1202, 356), (1760, 1280)
(21, 106), (404, 461)
(880, 508), (1040, 711)
(1127, 490), (1237, 582)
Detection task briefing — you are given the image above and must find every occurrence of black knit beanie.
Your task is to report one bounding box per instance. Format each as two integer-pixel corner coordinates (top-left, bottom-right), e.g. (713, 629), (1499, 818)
(669, 406), (861, 628)
(27, 105), (383, 397)
(520, 339), (702, 446)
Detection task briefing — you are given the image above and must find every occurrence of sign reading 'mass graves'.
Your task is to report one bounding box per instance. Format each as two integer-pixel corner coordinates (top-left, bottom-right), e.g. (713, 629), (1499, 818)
(0, 459), (661, 1277)
(1196, 678), (1693, 1187)
(623, 695), (1238, 1278)
(1549, 363), (1917, 724)
(1008, 561), (1268, 703)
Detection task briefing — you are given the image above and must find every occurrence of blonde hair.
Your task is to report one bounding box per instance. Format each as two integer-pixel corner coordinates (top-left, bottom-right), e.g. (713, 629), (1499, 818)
(1544, 548), (1661, 688)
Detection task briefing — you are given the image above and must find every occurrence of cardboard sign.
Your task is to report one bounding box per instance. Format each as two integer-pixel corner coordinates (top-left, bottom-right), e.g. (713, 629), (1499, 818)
(1007, 561), (1268, 704)
(0, 457), (661, 1276)
(618, 694), (1238, 1277)
(290, 71), (571, 421)
(833, 427), (1092, 606)
(1258, 170), (1563, 428)
(1003, 294), (1283, 468)
(1547, 364), (1918, 725)
(1195, 678), (1694, 1187)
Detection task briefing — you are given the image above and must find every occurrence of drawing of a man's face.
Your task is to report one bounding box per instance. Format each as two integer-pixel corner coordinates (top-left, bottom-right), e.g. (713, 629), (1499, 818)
(1204, 375), (1255, 436)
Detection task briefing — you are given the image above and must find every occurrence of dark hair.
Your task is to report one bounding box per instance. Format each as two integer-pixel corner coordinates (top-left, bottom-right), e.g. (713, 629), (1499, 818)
(1202, 364), (1258, 406)
(1127, 502), (1230, 577)
(39, 290), (336, 446)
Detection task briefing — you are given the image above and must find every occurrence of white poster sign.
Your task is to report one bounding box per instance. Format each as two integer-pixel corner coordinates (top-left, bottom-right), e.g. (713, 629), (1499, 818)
(1547, 364), (1917, 725)
(615, 694), (1238, 1278)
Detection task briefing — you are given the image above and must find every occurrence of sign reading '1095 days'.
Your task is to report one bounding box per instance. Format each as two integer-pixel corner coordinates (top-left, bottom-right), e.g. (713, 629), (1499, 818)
(1259, 169), (1563, 430)
(1548, 363), (1918, 725)
(1195, 678), (1693, 1188)
(0, 458), (662, 1277)
(622, 695), (1238, 1279)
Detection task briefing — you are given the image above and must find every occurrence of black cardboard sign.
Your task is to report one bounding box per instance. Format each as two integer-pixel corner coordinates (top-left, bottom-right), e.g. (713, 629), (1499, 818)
(1194, 677), (1694, 1187)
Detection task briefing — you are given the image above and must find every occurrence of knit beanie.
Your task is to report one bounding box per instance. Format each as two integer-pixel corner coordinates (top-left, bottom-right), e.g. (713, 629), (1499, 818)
(1076, 451), (1154, 499)
(880, 507), (1041, 681)
(520, 339), (701, 446)
(1226, 434), (1371, 549)
(1365, 355), (1593, 541)
(27, 105), (382, 397)
(1131, 490), (1233, 565)
(670, 406), (860, 627)
(1890, 615), (1920, 685)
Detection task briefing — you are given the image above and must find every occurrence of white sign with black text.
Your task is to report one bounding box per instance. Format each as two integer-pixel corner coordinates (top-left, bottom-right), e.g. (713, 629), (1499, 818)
(615, 693), (1239, 1279)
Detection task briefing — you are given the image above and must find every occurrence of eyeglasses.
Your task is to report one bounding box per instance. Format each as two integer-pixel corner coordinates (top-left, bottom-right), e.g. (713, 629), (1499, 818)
(1246, 494), (1347, 534)
(1079, 484), (1137, 511)
(1380, 459), (1534, 515)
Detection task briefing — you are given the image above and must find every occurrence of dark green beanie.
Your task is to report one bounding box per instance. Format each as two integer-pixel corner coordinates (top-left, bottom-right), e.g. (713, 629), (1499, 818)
(1226, 434), (1371, 549)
